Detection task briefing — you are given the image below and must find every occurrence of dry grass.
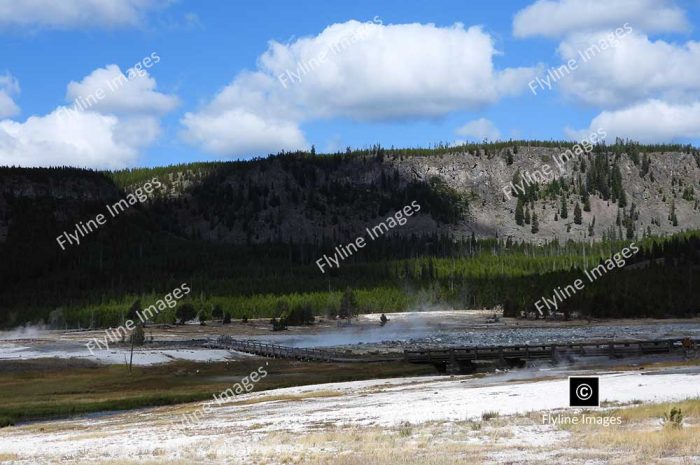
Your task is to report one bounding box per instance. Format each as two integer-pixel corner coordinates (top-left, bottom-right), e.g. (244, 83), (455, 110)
(557, 398), (700, 463)
(610, 398), (700, 423)
(219, 390), (343, 407)
(578, 425), (700, 458)
(255, 424), (489, 465)
(87, 461), (193, 465)
(272, 404), (700, 465)
(13, 402), (700, 465)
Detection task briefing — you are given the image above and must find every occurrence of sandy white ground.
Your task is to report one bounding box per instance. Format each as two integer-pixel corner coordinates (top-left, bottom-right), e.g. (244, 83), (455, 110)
(0, 367), (698, 464)
(0, 341), (251, 365)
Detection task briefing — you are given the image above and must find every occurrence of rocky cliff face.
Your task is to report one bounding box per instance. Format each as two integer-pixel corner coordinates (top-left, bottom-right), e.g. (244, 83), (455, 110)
(1, 144), (699, 246)
(393, 146), (700, 243)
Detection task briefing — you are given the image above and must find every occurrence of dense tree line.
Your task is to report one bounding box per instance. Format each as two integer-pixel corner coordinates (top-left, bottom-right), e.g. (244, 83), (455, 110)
(1, 142), (699, 328)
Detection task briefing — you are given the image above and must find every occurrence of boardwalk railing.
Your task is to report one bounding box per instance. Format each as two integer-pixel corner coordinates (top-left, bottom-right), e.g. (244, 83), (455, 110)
(403, 338), (699, 364)
(210, 335), (357, 362)
(208, 336), (697, 366)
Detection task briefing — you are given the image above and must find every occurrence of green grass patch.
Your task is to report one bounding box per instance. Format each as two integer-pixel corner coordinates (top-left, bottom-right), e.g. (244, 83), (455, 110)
(0, 359), (435, 427)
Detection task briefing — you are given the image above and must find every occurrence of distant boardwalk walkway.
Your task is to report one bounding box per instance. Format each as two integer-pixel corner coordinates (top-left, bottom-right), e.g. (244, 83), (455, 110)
(209, 335), (401, 362)
(404, 338), (700, 373)
(209, 336), (698, 373)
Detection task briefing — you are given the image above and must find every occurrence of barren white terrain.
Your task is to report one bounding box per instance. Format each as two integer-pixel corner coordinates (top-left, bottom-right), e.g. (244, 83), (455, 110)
(1, 366), (698, 464)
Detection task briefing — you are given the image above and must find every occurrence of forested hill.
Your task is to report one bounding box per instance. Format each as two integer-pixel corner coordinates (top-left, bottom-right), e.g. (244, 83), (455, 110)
(1, 140), (700, 327)
(112, 140), (700, 244)
(3, 140), (699, 248)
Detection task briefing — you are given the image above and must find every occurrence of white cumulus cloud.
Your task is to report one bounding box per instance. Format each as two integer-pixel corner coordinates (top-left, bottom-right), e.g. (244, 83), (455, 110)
(0, 0), (170, 30)
(557, 31), (700, 107)
(65, 64), (178, 115)
(0, 72), (20, 118)
(182, 20), (538, 158)
(455, 118), (501, 141)
(181, 108), (307, 156)
(515, 0), (700, 144)
(513, 0), (688, 38)
(566, 100), (700, 143)
(0, 66), (176, 169)
(0, 110), (149, 169)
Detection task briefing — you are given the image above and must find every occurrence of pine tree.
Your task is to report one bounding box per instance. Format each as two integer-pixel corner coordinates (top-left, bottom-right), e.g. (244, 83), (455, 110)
(611, 163), (626, 207)
(511, 169), (521, 198)
(531, 212), (539, 234)
(515, 198), (525, 226)
(130, 324), (145, 346)
(619, 187), (627, 208)
(628, 145), (640, 165)
(574, 202), (582, 225)
(583, 193), (591, 212)
(641, 154), (650, 177)
(670, 199), (679, 226)
(212, 304), (224, 320)
(524, 207), (531, 225)
(560, 196), (568, 219)
(339, 287), (358, 324)
(126, 299), (141, 321)
(506, 149), (514, 165)
(176, 303), (197, 325)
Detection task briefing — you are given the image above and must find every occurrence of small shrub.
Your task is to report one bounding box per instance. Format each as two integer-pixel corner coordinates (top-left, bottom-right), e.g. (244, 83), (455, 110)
(285, 304), (315, 326)
(663, 407), (683, 429)
(481, 411), (499, 421)
(175, 303), (197, 325)
(271, 317), (287, 331)
(48, 308), (66, 329)
(212, 304), (224, 320)
(130, 325), (145, 346)
(126, 300), (141, 321)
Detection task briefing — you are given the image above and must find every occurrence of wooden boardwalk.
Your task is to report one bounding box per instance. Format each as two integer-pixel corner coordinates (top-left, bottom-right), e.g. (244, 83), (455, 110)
(210, 335), (400, 362)
(209, 336), (697, 372)
(404, 338), (699, 373)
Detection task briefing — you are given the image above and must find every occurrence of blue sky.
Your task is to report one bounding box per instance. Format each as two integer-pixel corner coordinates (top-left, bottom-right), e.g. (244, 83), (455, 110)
(0, 0), (699, 169)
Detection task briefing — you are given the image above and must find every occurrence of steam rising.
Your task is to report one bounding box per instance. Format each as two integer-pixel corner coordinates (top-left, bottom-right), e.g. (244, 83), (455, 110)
(0, 323), (49, 340)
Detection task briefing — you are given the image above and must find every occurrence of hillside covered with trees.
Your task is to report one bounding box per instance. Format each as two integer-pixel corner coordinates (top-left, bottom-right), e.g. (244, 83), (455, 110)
(1, 140), (699, 328)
